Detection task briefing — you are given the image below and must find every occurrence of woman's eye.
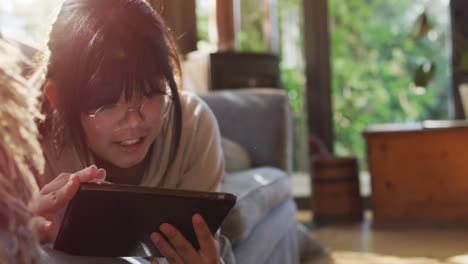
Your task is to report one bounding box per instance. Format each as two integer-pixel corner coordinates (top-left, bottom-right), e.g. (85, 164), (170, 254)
(103, 104), (117, 109)
(145, 90), (164, 98)
(88, 104), (117, 115)
(99, 104), (119, 112)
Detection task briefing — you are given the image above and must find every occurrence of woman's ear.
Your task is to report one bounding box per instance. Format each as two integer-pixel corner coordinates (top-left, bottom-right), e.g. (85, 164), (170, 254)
(44, 81), (58, 109)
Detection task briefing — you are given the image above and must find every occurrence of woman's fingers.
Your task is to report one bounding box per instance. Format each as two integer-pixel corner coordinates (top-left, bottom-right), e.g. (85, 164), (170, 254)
(31, 165), (107, 244)
(39, 165), (105, 195)
(193, 214), (219, 262)
(29, 216), (53, 243)
(34, 176), (77, 214)
(151, 231), (184, 264)
(39, 172), (71, 195)
(150, 216), (220, 264)
(89, 169), (107, 183)
(35, 166), (107, 214)
(73, 166), (107, 183)
(162, 223), (201, 262)
(152, 220), (220, 264)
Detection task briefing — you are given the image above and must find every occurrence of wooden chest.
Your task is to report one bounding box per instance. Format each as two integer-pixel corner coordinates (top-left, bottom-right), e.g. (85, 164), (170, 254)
(363, 121), (468, 227)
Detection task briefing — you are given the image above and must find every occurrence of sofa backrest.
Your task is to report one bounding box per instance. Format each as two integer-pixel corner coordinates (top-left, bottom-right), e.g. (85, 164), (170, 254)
(200, 88), (293, 174)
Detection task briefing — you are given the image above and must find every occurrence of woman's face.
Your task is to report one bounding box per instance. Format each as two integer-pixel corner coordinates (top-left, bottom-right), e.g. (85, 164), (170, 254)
(80, 91), (169, 168)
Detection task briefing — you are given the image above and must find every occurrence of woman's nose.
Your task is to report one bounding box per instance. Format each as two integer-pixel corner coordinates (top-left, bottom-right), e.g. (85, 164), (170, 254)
(121, 107), (144, 128)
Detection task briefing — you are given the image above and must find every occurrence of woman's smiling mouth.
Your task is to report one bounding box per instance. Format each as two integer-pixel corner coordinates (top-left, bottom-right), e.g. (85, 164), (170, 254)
(116, 137), (145, 151)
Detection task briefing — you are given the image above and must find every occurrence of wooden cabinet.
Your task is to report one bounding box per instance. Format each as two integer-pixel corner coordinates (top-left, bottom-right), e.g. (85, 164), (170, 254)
(208, 52), (281, 90)
(363, 121), (468, 227)
(183, 52), (281, 92)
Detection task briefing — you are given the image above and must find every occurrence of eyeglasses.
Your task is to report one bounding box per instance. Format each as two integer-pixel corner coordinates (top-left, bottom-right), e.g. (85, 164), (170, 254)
(86, 91), (172, 129)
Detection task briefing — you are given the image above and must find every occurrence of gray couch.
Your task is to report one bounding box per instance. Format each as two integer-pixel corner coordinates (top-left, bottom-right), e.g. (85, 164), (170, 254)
(40, 88), (326, 263)
(201, 88), (326, 264)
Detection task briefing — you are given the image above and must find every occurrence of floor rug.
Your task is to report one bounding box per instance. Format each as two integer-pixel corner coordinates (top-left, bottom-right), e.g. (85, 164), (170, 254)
(331, 251), (447, 264)
(319, 251), (468, 264)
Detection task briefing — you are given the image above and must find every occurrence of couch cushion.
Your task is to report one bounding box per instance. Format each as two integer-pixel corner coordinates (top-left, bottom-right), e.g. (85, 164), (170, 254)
(201, 89), (293, 174)
(233, 199), (299, 264)
(220, 167), (292, 246)
(221, 137), (252, 173)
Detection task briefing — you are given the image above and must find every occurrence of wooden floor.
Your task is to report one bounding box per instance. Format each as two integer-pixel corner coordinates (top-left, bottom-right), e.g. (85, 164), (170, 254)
(298, 210), (468, 261)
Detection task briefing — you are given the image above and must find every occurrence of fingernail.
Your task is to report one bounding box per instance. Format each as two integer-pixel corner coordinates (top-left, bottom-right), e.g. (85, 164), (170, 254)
(69, 175), (78, 183)
(67, 177), (74, 186)
(43, 221), (53, 231)
(160, 224), (172, 236)
(193, 214), (202, 225)
(97, 169), (107, 180)
(151, 233), (160, 244)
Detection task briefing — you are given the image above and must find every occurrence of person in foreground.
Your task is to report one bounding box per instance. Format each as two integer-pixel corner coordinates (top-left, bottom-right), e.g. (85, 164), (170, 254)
(33, 0), (228, 263)
(0, 38), (137, 264)
(0, 39), (44, 264)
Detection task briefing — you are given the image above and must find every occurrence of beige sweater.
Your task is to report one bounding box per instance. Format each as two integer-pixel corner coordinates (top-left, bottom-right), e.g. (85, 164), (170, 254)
(42, 91), (224, 192)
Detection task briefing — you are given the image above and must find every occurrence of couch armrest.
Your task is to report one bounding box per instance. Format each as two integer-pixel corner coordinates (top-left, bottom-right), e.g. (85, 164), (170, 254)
(200, 88), (293, 174)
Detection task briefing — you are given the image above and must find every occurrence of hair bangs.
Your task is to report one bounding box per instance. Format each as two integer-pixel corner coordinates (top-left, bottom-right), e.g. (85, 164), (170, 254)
(81, 29), (166, 111)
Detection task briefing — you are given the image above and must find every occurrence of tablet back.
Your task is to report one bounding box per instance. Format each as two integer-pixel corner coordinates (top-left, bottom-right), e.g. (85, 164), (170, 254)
(54, 183), (236, 257)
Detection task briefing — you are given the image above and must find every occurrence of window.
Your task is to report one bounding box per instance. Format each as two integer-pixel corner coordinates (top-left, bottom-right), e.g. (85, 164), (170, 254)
(329, 0), (451, 178)
(0, 0), (63, 48)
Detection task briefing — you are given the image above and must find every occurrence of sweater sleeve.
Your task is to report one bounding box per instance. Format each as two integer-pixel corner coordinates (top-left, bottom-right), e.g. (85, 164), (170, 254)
(178, 94), (225, 192)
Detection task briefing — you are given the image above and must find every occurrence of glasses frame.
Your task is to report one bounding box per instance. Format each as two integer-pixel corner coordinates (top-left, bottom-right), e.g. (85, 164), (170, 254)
(86, 89), (172, 128)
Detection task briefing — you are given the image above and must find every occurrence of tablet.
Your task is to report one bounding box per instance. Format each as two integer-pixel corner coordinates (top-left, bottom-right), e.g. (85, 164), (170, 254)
(53, 182), (236, 257)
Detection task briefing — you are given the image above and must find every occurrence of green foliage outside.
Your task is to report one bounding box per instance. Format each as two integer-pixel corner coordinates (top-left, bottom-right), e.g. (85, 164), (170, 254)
(329, 0), (450, 169)
(196, 0), (450, 172)
(280, 67), (309, 172)
(277, 0), (309, 172)
(238, 0), (268, 51)
(195, 0), (216, 52)
(237, 0), (310, 172)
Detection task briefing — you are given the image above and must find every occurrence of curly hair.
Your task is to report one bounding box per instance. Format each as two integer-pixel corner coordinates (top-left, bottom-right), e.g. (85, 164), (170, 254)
(0, 39), (44, 264)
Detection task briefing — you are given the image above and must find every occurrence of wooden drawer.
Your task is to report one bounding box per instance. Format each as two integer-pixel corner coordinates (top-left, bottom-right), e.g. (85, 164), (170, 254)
(363, 121), (468, 227)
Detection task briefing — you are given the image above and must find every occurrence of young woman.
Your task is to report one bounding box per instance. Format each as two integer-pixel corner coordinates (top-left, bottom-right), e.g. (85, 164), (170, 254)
(33, 0), (226, 263)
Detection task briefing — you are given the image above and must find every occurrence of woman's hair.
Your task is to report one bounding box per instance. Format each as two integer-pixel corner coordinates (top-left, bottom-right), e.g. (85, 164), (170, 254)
(40, 0), (183, 166)
(0, 40), (44, 264)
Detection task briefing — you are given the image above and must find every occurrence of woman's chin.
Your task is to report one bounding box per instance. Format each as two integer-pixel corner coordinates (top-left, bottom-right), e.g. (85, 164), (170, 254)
(109, 140), (150, 168)
(113, 156), (146, 168)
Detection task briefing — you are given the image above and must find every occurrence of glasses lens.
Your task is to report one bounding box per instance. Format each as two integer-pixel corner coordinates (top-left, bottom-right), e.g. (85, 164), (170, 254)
(93, 104), (127, 128)
(141, 94), (171, 122)
(91, 94), (171, 129)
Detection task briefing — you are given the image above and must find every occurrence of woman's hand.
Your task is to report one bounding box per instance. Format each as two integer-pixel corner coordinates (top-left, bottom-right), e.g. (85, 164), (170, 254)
(30, 165), (106, 243)
(150, 214), (221, 264)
